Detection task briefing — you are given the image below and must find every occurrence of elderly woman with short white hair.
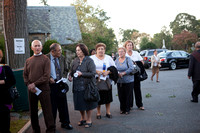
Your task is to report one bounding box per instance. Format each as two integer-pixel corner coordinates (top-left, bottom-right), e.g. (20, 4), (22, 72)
(115, 47), (134, 114)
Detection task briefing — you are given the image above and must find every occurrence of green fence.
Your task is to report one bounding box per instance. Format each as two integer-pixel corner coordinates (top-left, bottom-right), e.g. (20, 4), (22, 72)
(13, 68), (29, 111)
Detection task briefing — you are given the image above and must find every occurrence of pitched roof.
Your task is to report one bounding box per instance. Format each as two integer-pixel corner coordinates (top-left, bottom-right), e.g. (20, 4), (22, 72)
(27, 6), (82, 45)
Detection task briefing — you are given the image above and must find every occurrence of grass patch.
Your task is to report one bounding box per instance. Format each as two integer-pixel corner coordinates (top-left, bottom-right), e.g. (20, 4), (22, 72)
(10, 119), (29, 133)
(155, 112), (163, 116)
(145, 93), (152, 98)
(10, 102), (41, 132)
(169, 95), (176, 98)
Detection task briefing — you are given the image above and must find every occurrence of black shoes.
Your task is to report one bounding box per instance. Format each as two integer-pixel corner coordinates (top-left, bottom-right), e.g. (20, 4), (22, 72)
(96, 115), (101, 119)
(61, 123), (73, 130)
(125, 111), (130, 115)
(85, 122), (92, 128)
(191, 99), (198, 103)
(106, 114), (112, 118)
(97, 114), (112, 119)
(78, 120), (86, 126)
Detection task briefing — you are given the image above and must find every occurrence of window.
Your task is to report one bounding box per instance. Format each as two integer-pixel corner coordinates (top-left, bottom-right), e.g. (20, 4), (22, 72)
(140, 51), (146, 56)
(147, 51), (154, 56)
(180, 51), (188, 57)
(172, 51), (182, 57)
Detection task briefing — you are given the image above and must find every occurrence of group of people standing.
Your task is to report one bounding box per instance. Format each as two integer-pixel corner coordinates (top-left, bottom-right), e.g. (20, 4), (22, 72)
(22, 39), (146, 132)
(0, 39), (146, 132)
(68, 40), (146, 129)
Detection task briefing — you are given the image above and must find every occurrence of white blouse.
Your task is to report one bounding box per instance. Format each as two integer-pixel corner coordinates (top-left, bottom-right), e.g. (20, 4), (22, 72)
(90, 54), (115, 80)
(153, 55), (159, 66)
(125, 50), (143, 62)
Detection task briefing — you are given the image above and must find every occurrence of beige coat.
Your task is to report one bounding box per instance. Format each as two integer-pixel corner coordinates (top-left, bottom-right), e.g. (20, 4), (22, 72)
(151, 55), (161, 69)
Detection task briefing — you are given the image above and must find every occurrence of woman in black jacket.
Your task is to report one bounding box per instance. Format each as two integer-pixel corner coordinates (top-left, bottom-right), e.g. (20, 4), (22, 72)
(68, 44), (97, 128)
(0, 49), (16, 133)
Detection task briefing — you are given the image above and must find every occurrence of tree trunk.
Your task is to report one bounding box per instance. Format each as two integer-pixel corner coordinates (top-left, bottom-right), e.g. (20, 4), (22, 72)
(3, 0), (29, 69)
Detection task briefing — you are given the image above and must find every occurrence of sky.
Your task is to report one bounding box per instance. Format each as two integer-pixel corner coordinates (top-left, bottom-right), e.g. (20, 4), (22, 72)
(27, 0), (200, 39)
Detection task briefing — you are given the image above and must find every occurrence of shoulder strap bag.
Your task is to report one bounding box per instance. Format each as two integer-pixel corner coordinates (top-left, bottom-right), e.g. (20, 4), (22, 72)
(2, 66), (19, 102)
(126, 58), (140, 75)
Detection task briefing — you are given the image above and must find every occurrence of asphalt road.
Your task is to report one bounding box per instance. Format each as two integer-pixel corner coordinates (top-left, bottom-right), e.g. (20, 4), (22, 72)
(25, 68), (200, 133)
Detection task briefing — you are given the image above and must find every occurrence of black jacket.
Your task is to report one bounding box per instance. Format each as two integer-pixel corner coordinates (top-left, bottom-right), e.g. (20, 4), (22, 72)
(0, 66), (16, 104)
(188, 50), (200, 80)
(70, 56), (96, 84)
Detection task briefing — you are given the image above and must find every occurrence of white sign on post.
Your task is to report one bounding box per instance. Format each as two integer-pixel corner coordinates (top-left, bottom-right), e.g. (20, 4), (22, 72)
(14, 38), (25, 54)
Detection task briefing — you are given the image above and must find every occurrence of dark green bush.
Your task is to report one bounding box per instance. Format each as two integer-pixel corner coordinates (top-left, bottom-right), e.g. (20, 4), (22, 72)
(0, 35), (5, 63)
(42, 40), (58, 54)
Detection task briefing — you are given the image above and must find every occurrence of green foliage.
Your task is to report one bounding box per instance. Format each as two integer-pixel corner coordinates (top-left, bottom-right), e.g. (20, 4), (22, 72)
(42, 40), (58, 54)
(119, 28), (139, 42)
(170, 13), (200, 37)
(140, 42), (157, 50)
(169, 95), (176, 98)
(29, 42), (33, 56)
(40, 0), (49, 6)
(0, 35), (5, 63)
(64, 44), (77, 53)
(152, 26), (172, 49)
(145, 93), (152, 98)
(152, 26), (173, 49)
(71, 0), (117, 54)
(140, 37), (149, 50)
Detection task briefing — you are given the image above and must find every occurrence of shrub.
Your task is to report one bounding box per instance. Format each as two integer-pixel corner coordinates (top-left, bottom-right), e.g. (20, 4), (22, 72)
(42, 40), (58, 54)
(0, 35), (5, 63)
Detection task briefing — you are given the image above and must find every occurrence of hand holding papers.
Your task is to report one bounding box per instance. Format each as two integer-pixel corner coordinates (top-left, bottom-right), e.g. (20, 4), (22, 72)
(35, 87), (42, 96)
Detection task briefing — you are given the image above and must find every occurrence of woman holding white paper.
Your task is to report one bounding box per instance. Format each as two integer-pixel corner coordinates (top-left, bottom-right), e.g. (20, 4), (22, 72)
(69, 43), (97, 128)
(90, 43), (115, 119)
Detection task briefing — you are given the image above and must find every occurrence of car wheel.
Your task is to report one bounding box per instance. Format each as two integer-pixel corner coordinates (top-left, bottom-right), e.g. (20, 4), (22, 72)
(144, 64), (150, 69)
(169, 62), (176, 70)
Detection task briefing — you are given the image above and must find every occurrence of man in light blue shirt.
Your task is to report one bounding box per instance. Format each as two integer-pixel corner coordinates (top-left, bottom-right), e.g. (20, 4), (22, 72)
(46, 43), (73, 130)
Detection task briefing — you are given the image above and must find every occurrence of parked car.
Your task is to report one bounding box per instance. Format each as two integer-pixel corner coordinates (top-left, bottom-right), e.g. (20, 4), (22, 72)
(158, 50), (190, 70)
(140, 49), (167, 68)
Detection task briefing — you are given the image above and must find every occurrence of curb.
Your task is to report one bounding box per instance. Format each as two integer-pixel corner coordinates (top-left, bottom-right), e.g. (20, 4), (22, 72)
(18, 109), (43, 133)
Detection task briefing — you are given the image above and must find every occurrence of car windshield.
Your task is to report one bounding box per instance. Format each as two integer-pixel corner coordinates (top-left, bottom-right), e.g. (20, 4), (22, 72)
(147, 51), (154, 56)
(158, 51), (171, 57)
(158, 52), (166, 57)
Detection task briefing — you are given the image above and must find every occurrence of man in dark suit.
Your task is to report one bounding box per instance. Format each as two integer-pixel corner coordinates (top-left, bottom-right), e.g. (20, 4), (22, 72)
(46, 43), (73, 130)
(188, 41), (200, 103)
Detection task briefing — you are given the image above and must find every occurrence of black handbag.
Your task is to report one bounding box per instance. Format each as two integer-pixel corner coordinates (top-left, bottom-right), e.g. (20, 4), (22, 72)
(84, 79), (100, 102)
(137, 70), (148, 81)
(9, 86), (20, 102)
(96, 78), (112, 91)
(2, 66), (19, 102)
(134, 61), (148, 82)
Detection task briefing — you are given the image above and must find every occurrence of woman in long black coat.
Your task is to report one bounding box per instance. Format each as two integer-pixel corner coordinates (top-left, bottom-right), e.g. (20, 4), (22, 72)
(68, 44), (97, 128)
(0, 49), (16, 133)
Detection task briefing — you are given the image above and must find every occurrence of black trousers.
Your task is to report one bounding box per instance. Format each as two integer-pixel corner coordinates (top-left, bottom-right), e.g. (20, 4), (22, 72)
(191, 80), (200, 101)
(117, 82), (133, 112)
(28, 90), (55, 133)
(50, 83), (70, 124)
(130, 79), (143, 108)
(0, 104), (10, 133)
